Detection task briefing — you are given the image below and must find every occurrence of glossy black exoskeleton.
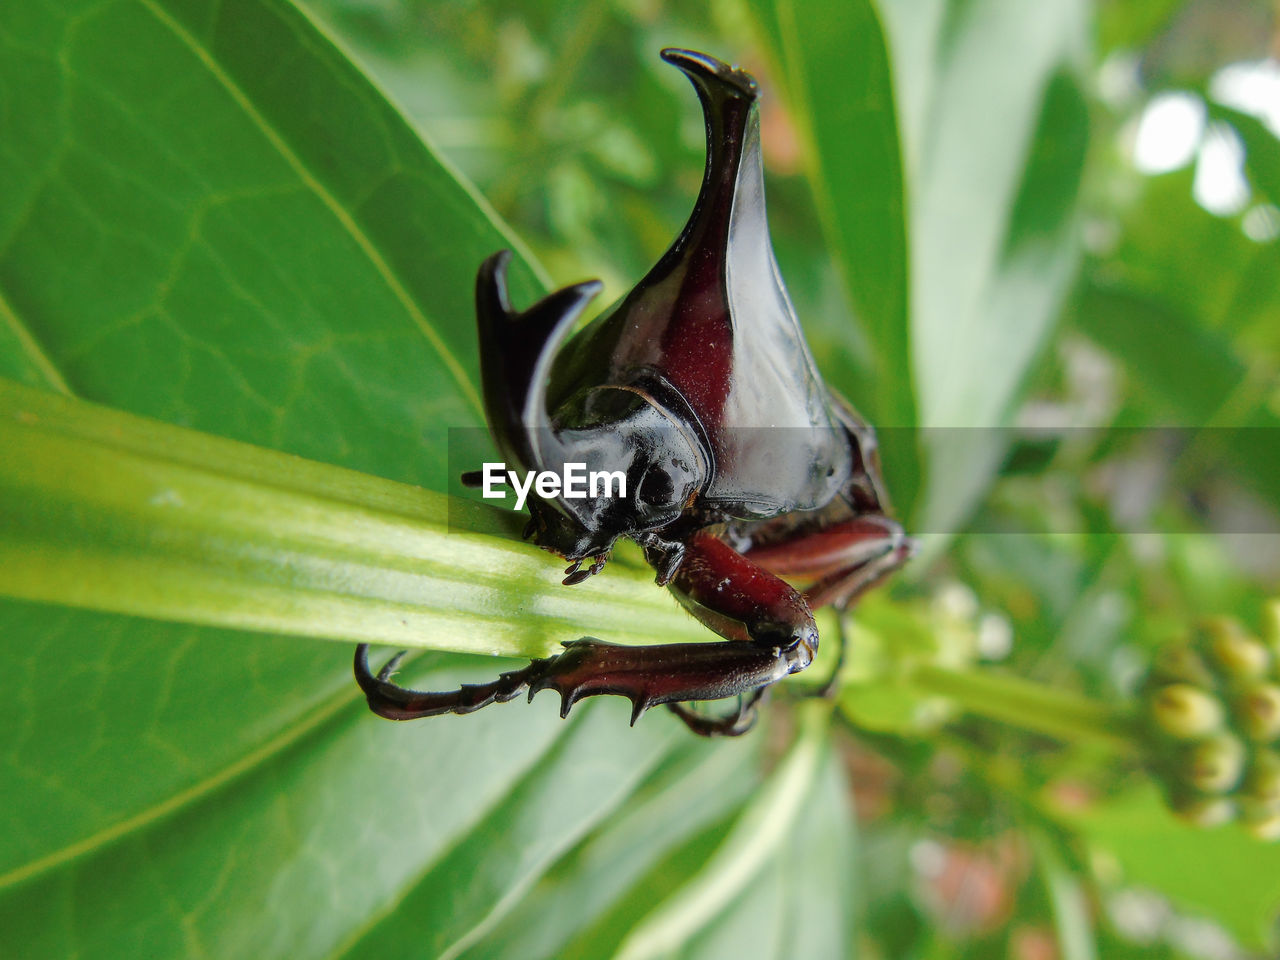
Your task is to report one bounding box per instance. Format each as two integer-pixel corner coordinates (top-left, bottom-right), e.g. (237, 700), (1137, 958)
(356, 49), (911, 736)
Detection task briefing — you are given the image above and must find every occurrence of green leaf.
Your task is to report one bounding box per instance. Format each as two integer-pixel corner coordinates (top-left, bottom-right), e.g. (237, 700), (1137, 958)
(749, 0), (912, 432)
(611, 703), (847, 960)
(460, 740), (763, 960)
(0, 0), (548, 484)
(1069, 787), (1280, 949)
(1209, 103), (1280, 208)
(0, 4), (717, 956)
(751, 0), (1090, 535)
(0, 687), (685, 959)
(747, 0), (921, 523)
(1074, 285), (1245, 421)
(1031, 828), (1098, 960)
(1088, 166), (1277, 336)
(333, 706), (681, 960)
(1073, 281), (1280, 513)
(902, 0), (1089, 535)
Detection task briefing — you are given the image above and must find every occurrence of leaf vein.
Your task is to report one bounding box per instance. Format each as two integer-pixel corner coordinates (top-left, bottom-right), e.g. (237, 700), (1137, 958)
(0, 283), (74, 395)
(0, 679), (359, 892)
(137, 0), (484, 417)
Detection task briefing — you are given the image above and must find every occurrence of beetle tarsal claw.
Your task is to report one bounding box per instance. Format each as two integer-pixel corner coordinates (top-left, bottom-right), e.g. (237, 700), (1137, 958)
(376, 650), (407, 682)
(561, 554), (608, 586)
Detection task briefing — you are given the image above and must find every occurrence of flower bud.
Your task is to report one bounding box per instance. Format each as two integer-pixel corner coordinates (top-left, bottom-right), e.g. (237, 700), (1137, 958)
(1200, 617), (1270, 679)
(1169, 792), (1235, 828)
(1247, 750), (1280, 804)
(1235, 684), (1280, 743)
(1264, 601), (1280, 656)
(1150, 684), (1224, 740)
(1186, 735), (1246, 794)
(1150, 643), (1214, 688)
(1240, 801), (1280, 842)
(1247, 816), (1280, 841)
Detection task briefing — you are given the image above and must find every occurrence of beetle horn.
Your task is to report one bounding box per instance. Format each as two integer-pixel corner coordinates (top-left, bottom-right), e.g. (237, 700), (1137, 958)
(657, 49), (760, 267)
(475, 250), (603, 471)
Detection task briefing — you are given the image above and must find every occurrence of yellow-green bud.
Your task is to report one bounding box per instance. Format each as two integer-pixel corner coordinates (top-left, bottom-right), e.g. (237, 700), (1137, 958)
(1246, 815), (1280, 842)
(1248, 751), (1280, 804)
(1151, 643), (1215, 687)
(1151, 684), (1225, 740)
(1240, 799), (1280, 841)
(1263, 601), (1280, 657)
(1170, 794), (1236, 828)
(1200, 617), (1271, 679)
(1187, 735), (1246, 793)
(1235, 685), (1280, 743)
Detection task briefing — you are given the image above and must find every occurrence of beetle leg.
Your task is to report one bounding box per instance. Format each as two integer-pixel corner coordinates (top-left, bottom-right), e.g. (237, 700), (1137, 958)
(743, 515), (913, 611)
(357, 638), (801, 726)
(355, 644), (553, 720)
(742, 517), (911, 699)
(667, 685), (771, 737)
(803, 535), (914, 612)
(355, 532), (819, 730)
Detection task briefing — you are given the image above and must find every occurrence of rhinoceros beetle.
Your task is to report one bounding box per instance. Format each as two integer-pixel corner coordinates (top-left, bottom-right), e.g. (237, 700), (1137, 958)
(356, 48), (911, 736)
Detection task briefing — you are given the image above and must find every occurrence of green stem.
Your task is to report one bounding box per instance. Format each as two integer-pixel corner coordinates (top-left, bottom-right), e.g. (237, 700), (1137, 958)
(907, 663), (1139, 749)
(0, 378), (707, 657)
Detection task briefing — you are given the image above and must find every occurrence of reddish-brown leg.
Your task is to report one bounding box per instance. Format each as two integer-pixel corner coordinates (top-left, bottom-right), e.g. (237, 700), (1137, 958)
(661, 518), (911, 733)
(666, 685), (771, 737)
(746, 514), (912, 696)
(357, 531), (819, 730)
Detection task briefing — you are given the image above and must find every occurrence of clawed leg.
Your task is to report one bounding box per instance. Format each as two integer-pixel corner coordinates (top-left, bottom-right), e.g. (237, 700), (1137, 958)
(667, 685), (771, 737)
(355, 644), (548, 720)
(812, 611), (851, 699)
(357, 638), (800, 725)
(746, 516), (913, 699)
(356, 532), (820, 731)
(354, 527), (909, 733)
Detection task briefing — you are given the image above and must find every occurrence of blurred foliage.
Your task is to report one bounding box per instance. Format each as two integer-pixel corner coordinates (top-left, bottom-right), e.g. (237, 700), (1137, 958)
(2, 0), (1280, 958)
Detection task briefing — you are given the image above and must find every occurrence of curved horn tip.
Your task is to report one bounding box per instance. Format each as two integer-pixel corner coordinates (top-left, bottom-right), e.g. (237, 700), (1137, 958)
(479, 248), (514, 283)
(476, 248), (515, 317)
(570, 277), (605, 301)
(659, 48), (759, 98)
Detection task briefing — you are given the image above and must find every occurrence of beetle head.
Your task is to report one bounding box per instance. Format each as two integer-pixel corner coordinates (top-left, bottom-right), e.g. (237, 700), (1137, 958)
(474, 253), (711, 573)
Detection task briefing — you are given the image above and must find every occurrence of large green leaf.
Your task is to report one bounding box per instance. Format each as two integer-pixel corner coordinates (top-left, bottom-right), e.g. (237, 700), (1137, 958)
(1070, 787), (1280, 949)
(610, 704), (854, 960)
(892, 0), (1090, 536)
(0, 2), (737, 956)
(0, 687), (684, 959)
(0, 0), (548, 477)
(749, 0), (912, 430)
(747, 0), (920, 519)
(751, 0), (1090, 536)
(461, 738), (763, 960)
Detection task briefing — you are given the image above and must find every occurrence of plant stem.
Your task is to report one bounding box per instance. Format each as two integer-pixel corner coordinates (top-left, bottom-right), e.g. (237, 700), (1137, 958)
(0, 378), (707, 657)
(907, 663), (1139, 749)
